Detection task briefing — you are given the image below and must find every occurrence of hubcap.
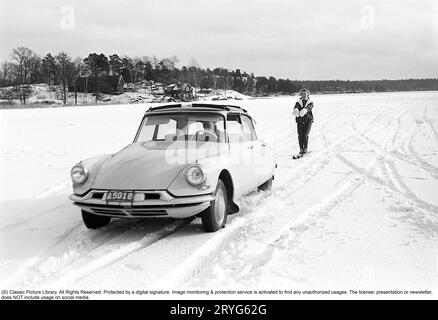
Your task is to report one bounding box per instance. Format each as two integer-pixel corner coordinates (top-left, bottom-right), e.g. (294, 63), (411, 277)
(214, 188), (226, 226)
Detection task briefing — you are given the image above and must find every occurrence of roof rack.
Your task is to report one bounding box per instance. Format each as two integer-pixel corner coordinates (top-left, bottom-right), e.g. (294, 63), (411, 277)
(191, 103), (248, 113)
(146, 104), (182, 113)
(146, 103), (248, 114)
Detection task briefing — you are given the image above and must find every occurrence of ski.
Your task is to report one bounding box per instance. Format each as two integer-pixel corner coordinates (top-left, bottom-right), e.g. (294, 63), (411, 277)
(292, 151), (312, 160)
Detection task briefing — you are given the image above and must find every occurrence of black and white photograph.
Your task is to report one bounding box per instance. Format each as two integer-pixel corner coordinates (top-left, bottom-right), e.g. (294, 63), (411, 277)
(0, 0), (437, 304)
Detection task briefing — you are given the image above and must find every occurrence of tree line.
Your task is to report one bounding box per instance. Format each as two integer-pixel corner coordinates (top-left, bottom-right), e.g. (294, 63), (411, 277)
(1, 46), (437, 104)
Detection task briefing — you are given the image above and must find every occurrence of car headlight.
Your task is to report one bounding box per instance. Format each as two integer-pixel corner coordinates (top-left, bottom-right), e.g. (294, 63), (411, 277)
(185, 165), (206, 186)
(71, 165), (88, 184)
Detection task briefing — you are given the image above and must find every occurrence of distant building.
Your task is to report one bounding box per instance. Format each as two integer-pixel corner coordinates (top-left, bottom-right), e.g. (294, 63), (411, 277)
(151, 82), (165, 95)
(164, 83), (194, 101)
(124, 82), (136, 92)
(72, 75), (125, 95)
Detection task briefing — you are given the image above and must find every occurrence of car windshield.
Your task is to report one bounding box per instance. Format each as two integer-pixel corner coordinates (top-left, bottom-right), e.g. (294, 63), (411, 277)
(135, 113), (226, 143)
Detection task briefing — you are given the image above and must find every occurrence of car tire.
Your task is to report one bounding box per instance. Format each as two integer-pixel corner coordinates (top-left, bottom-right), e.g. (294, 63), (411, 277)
(201, 179), (228, 232)
(81, 210), (111, 229)
(258, 175), (274, 191)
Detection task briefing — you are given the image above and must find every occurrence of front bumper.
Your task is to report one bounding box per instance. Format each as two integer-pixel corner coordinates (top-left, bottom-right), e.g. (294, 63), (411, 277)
(69, 190), (214, 219)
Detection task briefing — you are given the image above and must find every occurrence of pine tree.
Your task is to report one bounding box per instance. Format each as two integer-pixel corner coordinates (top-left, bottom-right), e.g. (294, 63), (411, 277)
(84, 53), (109, 104)
(109, 54), (123, 75)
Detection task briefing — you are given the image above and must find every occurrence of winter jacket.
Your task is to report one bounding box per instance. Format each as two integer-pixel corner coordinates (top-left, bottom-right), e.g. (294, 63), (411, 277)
(293, 99), (314, 123)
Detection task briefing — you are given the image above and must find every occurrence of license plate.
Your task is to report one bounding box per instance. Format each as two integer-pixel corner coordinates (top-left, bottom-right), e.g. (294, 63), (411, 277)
(106, 191), (135, 202)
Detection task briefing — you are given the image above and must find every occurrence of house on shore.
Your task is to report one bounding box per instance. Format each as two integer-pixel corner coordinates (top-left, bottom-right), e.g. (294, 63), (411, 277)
(72, 75), (126, 95)
(165, 83), (194, 101)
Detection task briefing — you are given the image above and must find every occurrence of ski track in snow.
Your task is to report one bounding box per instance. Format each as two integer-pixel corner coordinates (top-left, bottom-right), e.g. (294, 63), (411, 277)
(224, 104), (410, 285)
(159, 104), (399, 287)
(171, 98), (438, 289)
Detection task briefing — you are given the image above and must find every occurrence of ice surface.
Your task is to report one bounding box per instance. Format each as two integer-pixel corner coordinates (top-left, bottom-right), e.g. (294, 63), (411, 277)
(0, 91), (437, 296)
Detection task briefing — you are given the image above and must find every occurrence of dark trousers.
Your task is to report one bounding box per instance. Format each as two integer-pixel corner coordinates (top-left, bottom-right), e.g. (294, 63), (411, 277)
(297, 121), (312, 151)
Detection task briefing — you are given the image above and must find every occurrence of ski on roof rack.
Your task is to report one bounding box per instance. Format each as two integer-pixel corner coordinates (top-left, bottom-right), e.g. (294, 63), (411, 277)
(147, 104), (182, 112)
(146, 103), (248, 114)
(191, 104), (248, 113)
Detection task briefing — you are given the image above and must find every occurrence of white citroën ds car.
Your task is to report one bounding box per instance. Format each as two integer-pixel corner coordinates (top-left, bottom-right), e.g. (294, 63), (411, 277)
(70, 103), (276, 232)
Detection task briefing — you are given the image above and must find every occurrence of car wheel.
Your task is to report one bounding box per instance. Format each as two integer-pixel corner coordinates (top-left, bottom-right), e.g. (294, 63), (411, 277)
(201, 179), (228, 232)
(258, 175), (274, 191)
(81, 210), (111, 229)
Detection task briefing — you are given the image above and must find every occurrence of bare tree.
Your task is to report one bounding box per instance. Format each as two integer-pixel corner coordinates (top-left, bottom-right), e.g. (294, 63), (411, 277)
(132, 56), (142, 84)
(11, 47), (34, 85)
(0, 61), (11, 86)
(161, 56), (179, 70)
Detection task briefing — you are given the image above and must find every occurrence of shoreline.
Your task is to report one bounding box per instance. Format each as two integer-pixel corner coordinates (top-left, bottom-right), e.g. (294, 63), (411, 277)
(1, 89), (437, 110)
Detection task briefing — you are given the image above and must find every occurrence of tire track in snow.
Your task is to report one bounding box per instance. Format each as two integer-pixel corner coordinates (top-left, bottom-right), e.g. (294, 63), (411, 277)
(157, 156), (333, 289)
(404, 104), (438, 170)
(279, 107), (389, 176)
(157, 108), (387, 288)
(1, 217), (183, 288)
(176, 107), (385, 287)
(403, 124), (438, 178)
(378, 105), (438, 213)
(335, 151), (438, 240)
(364, 106), (410, 191)
(378, 106), (409, 186)
(233, 177), (364, 283)
(35, 182), (70, 199)
(421, 104), (438, 154)
(335, 153), (438, 215)
(353, 106), (406, 184)
(158, 113), (355, 287)
(353, 125), (437, 178)
(0, 107), (331, 288)
(321, 102), (438, 228)
(51, 219), (191, 288)
(38, 106), (301, 287)
(0, 201), (72, 231)
(385, 161), (417, 198)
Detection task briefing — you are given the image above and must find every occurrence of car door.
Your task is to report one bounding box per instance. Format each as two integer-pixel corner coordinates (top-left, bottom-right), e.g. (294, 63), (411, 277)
(226, 113), (255, 196)
(240, 115), (264, 188)
(241, 115), (272, 186)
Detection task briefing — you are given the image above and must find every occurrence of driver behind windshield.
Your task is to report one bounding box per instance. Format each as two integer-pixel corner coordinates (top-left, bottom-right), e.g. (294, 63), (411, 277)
(195, 121), (217, 142)
(196, 121), (227, 142)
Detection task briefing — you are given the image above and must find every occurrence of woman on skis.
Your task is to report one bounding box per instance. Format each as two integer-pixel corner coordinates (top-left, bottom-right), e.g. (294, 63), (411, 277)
(292, 88), (314, 159)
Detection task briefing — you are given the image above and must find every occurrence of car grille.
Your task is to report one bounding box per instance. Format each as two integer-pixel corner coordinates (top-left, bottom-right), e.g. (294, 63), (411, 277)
(75, 202), (202, 218)
(88, 206), (168, 217)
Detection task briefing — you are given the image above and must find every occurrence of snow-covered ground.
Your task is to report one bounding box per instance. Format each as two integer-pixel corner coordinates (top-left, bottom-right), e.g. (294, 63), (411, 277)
(0, 91), (437, 298)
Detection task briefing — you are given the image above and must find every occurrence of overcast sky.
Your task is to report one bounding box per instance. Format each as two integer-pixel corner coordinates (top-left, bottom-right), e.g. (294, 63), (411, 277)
(0, 0), (437, 80)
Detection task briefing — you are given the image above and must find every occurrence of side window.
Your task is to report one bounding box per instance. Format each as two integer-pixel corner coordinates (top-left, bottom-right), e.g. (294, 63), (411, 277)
(155, 119), (177, 140)
(226, 114), (245, 143)
(241, 115), (257, 141)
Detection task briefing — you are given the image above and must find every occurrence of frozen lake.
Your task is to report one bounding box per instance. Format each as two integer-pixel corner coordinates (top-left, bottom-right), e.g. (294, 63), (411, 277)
(0, 91), (437, 295)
